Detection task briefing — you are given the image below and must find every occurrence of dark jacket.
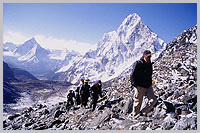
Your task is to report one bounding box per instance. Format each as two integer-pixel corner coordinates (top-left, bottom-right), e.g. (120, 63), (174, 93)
(67, 92), (75, 100)
(130, 58), (153, 88)
(90, 84), (102, 98)
(80, 84), (90, 98)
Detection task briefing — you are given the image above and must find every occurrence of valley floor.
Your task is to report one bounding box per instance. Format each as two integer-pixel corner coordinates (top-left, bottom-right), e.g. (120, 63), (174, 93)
(3, 80), (73, 120)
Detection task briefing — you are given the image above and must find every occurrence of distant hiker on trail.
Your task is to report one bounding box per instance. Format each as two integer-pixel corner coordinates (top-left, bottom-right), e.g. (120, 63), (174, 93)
(90, 80), (103, 111)
(75, 79), (84, 105)
(130, 50), (157, 120)
(80, 79), (90, 108)
(66, 90), (75, 110)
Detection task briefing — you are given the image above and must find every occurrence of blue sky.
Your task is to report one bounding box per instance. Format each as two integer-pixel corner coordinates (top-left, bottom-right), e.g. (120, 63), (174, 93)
(3, 3), (197, 54)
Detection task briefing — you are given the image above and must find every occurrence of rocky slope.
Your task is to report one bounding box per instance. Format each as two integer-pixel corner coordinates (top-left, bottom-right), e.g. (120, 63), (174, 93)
(3, 61), (38, 105)
(3, 25), (197, 130)
(3, 82), (23, 105)
(3, 61), (16, 82)
(11, 68), (38, 81)
(3, 62), (22, 105)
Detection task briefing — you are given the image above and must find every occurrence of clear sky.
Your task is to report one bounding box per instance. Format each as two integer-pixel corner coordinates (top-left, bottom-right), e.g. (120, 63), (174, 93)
(3, 3), (197, 54)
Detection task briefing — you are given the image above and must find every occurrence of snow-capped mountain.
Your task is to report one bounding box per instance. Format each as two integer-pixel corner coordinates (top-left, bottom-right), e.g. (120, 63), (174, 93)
(4, 42), (17, 52)
(4, 38), (52, 75)
(53, 13), (167, 84)
(15, 38), (50, 62)
(47, 49), (82, 74)
(4, 13), (166, 82)
(3, 38), (81, 77)
(49, 49), (69, 61)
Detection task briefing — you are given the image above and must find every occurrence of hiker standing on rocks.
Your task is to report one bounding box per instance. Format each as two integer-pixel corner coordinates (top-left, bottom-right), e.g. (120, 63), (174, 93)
(75, 79), (84, 105)
(130, 50), (157, 120)
(66, 90), (75, 110)
(80, 79), (90, 108)
(90, 80), (103, 111)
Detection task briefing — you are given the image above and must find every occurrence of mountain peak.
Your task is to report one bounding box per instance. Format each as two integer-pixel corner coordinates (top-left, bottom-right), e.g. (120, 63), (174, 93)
(128, 13), (141, 19)
(21, 38), (39, 47)
(26, 37), (38, 44)
(121, 13), (141, 27)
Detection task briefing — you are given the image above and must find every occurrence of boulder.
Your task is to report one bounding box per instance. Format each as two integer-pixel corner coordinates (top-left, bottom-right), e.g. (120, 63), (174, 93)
(161, 114), (176, 130)
(48, 119), (62, 128)
(123, 98), (133, 114)
(173, 90), (181, 100)
(8, 113), (21, 121)
(38, 104), (43, 109)
(12, 123), (22, 130)
(43, 109), (50, 115)
(54, 110), (62, 118)
(88, 109), (111, 128)
(28, 107), (34, 112)
(112, 106), (121, 113)
(25, 122), (34, 127)
(3, 120), (7, 128)
(35, 124), (48, 130)
(173, 114), (197, 130)
(175, 105), (191, 115)
(180, 68), (189, 76)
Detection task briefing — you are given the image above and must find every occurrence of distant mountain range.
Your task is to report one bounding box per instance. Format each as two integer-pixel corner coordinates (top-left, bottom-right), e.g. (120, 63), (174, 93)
(3, 13), (169, 84)
(3, 38), (81, 77)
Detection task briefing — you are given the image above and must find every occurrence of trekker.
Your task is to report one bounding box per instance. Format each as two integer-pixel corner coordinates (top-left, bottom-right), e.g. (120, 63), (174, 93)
(90, 80), (103, 111)
(66, 90), (75, 110)
(130, 50), (157, 120)
(75, 79), (84, 105)
(80, 79), (90, 107)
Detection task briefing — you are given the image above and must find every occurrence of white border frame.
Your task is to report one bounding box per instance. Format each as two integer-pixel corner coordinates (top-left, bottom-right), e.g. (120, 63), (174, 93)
(0, 0), (199, 133)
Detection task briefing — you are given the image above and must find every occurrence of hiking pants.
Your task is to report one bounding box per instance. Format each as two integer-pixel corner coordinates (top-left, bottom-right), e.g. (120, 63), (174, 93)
(67, 99), (74, 107)
(90, 94), (98, 111)
(133, 86), (157, 116)
(81, 95), (89, 107)
(75, 94), (81, 105)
